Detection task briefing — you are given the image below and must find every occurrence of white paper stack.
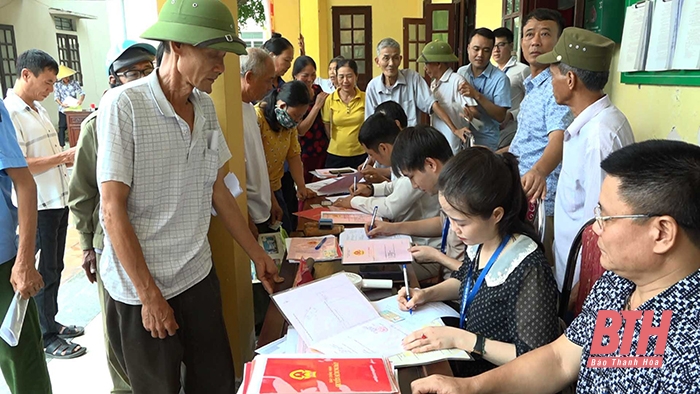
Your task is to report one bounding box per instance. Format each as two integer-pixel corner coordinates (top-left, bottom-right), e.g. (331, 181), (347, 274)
(619, 0), (654, 72)
(671, 0), (700, 70)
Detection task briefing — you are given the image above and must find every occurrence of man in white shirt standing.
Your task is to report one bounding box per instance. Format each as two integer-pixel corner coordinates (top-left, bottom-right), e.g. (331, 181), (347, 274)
(492, 27), (530, 149)
(418, 40), (477, 153)
(240, 47), (283, 238)
(3, 49), (86, 359)
(537, 27), (635, 290)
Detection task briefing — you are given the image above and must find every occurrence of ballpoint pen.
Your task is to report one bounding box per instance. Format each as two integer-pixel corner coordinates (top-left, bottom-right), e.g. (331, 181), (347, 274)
(360, 157), (369, 171)
(402, 264), (412, 315)
(369, 206), (378, 231)
(314, 237), (327, 250)
(353, 176), (357, 195)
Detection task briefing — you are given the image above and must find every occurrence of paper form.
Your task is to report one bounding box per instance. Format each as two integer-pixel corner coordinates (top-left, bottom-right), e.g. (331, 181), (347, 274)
(671, 0), (700, 70)
(286, 235), (340, 262)
(305, 178), (342, 196)
(619, 1), (653, 72)
(339, 228), (412, 247)
(320, 211), (378, 225)
(342, 239), (413, 264)
(645, 0), (680, 71)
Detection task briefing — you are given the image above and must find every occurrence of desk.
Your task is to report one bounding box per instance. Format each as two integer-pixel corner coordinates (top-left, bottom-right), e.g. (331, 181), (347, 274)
(258, 259), (453, 394)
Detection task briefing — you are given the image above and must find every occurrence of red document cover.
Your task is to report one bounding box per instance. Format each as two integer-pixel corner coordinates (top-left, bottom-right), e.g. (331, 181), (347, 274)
(250, 357), (398, 393)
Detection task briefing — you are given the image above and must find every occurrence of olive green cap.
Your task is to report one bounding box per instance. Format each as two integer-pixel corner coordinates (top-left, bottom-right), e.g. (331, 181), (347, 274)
(536, 27), (614, 72)
(141, 0), (246, 55)
(418, 40), (459, 63)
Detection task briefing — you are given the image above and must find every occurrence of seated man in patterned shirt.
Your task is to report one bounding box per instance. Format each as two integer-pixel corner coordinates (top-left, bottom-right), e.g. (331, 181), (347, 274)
(410, 140), (700, 394)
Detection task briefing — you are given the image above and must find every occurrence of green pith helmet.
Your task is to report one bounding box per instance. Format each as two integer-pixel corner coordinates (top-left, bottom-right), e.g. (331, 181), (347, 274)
(141, 0), (246, 55)
(418, 40), (459, 63)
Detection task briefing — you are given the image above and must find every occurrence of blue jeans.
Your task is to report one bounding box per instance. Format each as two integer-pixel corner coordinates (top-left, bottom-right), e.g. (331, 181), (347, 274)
(33, 207), (69, 345)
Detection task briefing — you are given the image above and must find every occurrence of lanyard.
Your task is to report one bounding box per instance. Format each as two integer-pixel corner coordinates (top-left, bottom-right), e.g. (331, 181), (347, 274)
(440, 219), (450, 254)
(459, 235), (511, 329)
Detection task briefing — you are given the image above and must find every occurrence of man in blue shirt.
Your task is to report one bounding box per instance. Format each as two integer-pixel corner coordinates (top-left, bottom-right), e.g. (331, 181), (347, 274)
(0, 100), (51, 393)
(456, 28), (511, 150)
(506, 9), (572, 264)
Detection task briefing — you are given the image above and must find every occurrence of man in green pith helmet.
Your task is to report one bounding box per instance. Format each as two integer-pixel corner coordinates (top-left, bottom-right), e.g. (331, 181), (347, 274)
(418, 40), (478, 154)
(95, 1), (283, 392)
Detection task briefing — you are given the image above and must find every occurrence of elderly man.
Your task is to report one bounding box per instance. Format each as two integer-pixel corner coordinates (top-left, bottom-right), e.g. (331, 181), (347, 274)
(365, 37), (469, 142)
(492, 27), (530, 149)
(68, 39), (157, 394)
(456, 28), (511, 151)
(506, 9), (572, 264)
(537, 27), (635, 290)
(3, 49), (85, 359)
(96, 1), (282, 392)
(411, 140), (700, 394)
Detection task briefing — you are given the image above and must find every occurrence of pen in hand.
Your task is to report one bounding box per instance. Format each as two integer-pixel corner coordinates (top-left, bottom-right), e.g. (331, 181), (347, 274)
(402, 264), (412, 315)
(369, 206), (378, 231)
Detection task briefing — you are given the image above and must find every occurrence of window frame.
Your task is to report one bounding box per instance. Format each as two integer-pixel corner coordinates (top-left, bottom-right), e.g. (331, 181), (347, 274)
(0, 24), (18, 95)
(56, 33), (83, 85)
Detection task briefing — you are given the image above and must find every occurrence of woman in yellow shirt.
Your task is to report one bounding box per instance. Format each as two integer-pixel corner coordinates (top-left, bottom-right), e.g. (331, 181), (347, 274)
(322, 59), (367, 169)
(256, 81), (315, 233)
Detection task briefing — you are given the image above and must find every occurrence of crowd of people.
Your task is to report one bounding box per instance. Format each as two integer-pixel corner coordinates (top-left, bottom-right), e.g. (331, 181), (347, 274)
(0, 0), (699, 394)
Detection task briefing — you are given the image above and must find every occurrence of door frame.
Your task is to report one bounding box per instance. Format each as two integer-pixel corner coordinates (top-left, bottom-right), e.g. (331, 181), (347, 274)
(331, 6), (373, 90)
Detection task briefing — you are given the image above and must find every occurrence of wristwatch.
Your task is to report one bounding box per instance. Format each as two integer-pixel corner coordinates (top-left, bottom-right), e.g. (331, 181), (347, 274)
(472, 333), (486, 356)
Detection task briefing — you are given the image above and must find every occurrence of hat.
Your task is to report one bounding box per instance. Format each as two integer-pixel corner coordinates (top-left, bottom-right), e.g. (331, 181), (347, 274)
(106, 40), (157, 75)
(418, 40), (459, 63)
(57, 65), (76, 80)
(536, 27), (615, 72)
(140, 0), (246, 55)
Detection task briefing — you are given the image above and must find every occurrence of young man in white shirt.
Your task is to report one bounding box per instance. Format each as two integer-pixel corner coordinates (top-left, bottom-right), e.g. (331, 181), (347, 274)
(537, 27), (635, 290)
(492, 27), (530, 149)
(418, 40), (477, 153)
(3, 49), (85, 359)
(333, 113), (441, 280)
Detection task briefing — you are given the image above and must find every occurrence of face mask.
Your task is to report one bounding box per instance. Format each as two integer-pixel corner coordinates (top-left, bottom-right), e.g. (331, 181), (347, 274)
(274, 107), (298, 129)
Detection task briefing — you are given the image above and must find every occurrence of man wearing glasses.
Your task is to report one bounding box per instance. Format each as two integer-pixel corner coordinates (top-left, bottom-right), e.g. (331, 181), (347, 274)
(491, 27), (530, 149)
(536, 27), (634, 290)
(68, 39), (156, 392)
(411, 138), (700, 394)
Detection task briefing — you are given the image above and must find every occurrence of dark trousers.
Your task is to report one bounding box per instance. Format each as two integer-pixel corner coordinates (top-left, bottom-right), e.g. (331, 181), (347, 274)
(0, 258), (52, 394)
(57, 112), (67, 147)
(325, 152), (367, 170)
(34, 207), (69, 345)
(105, 268), (235, 394)
(280, 171), (298, 230)
(273, 188), (294, 234)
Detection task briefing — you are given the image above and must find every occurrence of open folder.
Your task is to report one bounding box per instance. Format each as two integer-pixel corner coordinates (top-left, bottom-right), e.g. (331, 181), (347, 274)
(270, 273), (471, 367)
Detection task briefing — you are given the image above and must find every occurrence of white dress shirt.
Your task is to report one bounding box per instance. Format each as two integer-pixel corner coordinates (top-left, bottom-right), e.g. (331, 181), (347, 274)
(553, 95), (635, 290)
(430, 68), (476, 153)
(4, 89), (69, 210)
(242, 102), (272, 224)
(500, 56), (530, 145)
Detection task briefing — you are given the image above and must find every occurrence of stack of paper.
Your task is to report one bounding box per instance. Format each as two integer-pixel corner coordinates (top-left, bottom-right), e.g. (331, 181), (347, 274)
(645, 0), (683, 71)
(310, 167), (358, 179)
(671, 0), (700, 70)
(320, 211), (379, 225)
(270, 273), (471, 367)
(619, 0), (654, 72)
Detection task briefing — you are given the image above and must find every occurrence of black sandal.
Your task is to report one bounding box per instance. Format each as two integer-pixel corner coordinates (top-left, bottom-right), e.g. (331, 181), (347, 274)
(56, 324), (85, 339)
(44, 337), (87, 359)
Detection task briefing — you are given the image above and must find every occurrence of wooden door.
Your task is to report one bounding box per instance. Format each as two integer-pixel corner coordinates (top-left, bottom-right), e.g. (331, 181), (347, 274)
(403, 18), (429, 76)
(332, 6), (372, 90)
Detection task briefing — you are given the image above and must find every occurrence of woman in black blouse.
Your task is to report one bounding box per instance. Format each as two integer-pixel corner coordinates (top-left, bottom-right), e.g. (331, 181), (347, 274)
(399, 147), (560, 377)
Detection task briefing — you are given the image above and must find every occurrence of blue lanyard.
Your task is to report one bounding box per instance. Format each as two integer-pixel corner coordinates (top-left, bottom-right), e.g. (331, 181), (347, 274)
(440, 219), (450, 254)
(459, 235), (511, 329)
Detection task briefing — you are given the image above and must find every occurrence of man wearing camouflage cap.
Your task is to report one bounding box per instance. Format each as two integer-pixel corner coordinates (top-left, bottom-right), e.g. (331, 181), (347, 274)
(96, 1), (282, 392)
(418, 40), (477, 153)
(537, 27), (634, 290)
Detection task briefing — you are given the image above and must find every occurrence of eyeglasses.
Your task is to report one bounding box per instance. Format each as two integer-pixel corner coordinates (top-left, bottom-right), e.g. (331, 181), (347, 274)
(116, 68), (154, 80)
(494, 42), (511, 49)
(593, 204), (655, 230)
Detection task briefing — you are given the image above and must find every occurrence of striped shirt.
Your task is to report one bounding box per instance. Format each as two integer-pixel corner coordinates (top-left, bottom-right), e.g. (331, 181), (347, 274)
(3, 89), (70, 210)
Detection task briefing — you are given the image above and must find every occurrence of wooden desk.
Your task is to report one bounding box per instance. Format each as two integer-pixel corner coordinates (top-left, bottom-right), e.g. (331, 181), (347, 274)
(258, 259), (453, 394)
(65, 110), (92, 147)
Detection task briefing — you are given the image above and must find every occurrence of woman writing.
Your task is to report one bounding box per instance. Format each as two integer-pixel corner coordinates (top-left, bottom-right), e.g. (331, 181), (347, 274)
(292, 56), (329, 183)
(399, 147), (560, 377)
(256, 81), (315, 233)
(321, 59), (367, 169)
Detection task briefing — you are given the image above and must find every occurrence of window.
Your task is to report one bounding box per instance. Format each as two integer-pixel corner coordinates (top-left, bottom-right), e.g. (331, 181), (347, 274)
(403, 18), (428, 75)
(502, 0), (522, 57)
(332, 6), (372, 90)
(0, 25), (17, 95)
(56, 33), (83, 85)
(54, 16), (76, 32)
(241, 31), (264, 48)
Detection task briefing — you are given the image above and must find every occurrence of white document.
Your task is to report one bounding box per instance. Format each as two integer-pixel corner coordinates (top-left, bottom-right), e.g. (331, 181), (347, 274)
(339, 227), (413, 247)
(305, 178), (345, 196)
(1, 250), (40, 346)
(645, 0), (681, 71)
(211, 172), (244, 216)
(619, 1), (653, 72)
(671, 0), (700, 70)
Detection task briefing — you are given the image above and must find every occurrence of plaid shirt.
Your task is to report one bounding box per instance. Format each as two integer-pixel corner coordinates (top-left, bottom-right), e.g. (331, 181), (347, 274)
(53, 79), (84, 113)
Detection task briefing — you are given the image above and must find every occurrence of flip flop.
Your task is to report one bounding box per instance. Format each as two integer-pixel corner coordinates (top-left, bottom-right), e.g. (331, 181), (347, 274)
(57, 324), (85, 339)
(45, 337), (87, 359)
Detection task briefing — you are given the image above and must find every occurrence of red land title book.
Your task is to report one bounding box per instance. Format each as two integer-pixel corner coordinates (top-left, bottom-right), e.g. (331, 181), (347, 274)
(245, 356), (398, 394)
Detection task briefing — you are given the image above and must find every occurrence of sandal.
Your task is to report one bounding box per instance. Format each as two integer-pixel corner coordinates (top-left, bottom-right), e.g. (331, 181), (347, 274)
(45, 337), (87, 359)
(56, 324), (85, 339)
